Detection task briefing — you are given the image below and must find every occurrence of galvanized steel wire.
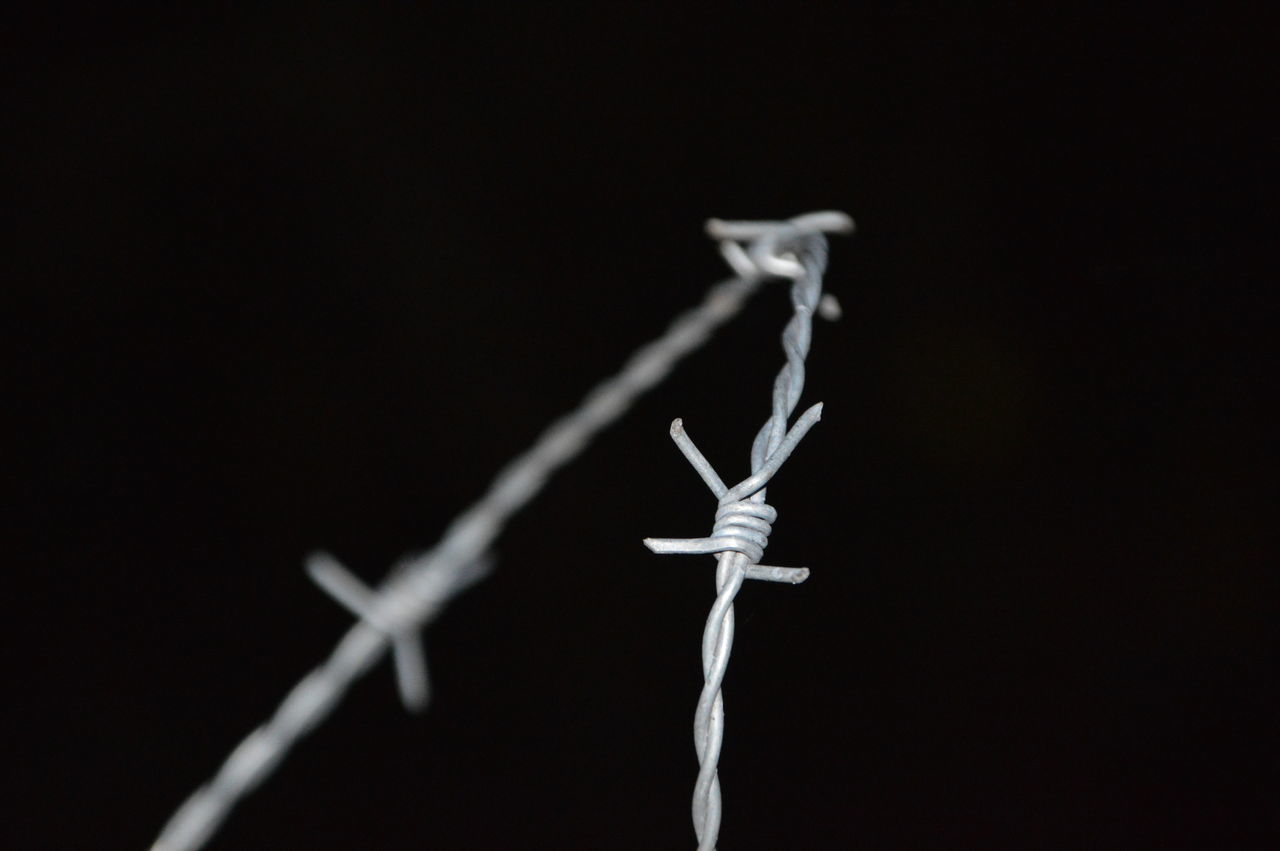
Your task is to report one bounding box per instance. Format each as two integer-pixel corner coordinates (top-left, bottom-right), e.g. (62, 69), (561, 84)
(645, 211), (854, 850)
(150, 211), (851, 851)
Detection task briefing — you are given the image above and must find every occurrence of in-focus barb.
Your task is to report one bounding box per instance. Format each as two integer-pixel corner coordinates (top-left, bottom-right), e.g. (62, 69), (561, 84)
(643, 404), (823, 585)
(644, 210), (852, 850)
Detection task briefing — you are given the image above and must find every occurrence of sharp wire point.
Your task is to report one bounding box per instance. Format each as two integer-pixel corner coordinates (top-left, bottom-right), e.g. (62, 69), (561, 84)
(818, 293), (842, 321)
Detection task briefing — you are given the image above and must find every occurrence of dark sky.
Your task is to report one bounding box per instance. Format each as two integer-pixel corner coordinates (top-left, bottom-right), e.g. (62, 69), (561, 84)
(8, 5), (1274, 850)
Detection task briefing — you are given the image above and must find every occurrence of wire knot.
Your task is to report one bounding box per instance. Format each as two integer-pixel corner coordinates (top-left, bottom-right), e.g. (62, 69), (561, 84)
(643, 403), (823, 585)
(708, 499), (776, 564)
(707, 210), (853, 281)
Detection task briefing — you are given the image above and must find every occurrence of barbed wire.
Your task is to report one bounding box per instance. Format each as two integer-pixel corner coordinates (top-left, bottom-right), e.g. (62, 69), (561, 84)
(645, 211), (854, 850)
(150, 213), (848, 851)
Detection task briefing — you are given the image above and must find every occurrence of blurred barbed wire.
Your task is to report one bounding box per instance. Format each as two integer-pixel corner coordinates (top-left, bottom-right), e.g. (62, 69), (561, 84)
(151, 211), (851, 851)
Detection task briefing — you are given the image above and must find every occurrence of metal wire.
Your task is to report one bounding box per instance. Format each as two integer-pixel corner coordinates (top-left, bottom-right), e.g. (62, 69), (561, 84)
(644, 211), (854, 850)
(149, 218), (830, 851)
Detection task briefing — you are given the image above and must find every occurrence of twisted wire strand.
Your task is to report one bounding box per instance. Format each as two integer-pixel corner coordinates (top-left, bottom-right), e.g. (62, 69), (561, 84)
(151, 245), (782, 851)
(644, 211), (853, 850)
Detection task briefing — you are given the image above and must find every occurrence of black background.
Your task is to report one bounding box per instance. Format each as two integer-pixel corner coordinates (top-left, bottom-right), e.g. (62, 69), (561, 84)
(8, 5), (1274, 849)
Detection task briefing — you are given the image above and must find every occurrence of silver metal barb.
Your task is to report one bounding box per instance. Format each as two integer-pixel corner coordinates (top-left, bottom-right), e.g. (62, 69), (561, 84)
(645, 211), (853, 850)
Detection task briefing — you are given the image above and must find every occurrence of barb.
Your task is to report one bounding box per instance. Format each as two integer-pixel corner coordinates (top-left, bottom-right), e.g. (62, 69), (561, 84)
(305, 550), (494, 711)
(151, 222), (788, 851)
(644, 211), (853, 850)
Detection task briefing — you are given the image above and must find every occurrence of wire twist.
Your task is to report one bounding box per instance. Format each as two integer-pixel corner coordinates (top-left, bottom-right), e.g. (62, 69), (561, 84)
(644, 210), (853, 850)
(706, 499), (774, 564)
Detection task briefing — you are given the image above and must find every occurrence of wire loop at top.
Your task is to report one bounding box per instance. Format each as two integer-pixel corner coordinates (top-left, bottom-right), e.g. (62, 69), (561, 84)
(707, 211), (854, 280)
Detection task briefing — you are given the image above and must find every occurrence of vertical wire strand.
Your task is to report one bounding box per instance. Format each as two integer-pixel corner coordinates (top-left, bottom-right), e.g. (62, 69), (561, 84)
(644, 212), (853, 849)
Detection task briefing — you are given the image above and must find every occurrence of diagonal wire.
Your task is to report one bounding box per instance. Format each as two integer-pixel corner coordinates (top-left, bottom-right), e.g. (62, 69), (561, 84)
(149, 217), (836, 851)
(644, 211), (854, 850)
